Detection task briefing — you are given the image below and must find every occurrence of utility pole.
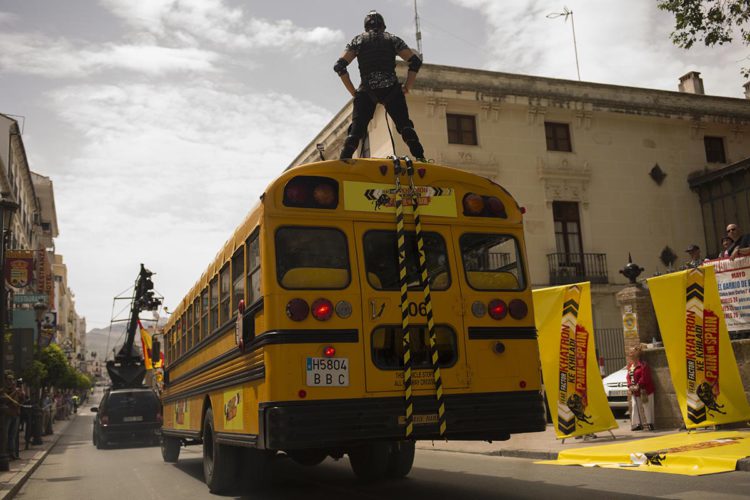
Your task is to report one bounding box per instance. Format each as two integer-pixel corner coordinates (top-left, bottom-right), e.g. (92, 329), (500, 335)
(414, 0), (423, 57)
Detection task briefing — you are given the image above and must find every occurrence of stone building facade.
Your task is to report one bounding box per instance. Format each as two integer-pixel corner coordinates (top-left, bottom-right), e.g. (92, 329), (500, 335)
(292, 64), (750, 339)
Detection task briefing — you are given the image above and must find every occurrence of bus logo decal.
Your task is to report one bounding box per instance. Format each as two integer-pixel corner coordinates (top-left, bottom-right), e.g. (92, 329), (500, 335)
(344, 181), (457, 217)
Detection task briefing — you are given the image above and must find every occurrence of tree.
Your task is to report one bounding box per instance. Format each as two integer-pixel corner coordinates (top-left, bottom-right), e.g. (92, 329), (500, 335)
(658, 0), (750, 75)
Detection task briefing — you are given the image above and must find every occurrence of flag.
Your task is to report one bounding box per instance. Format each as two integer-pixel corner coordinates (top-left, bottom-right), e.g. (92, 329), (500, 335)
(139, 321), (163, 370)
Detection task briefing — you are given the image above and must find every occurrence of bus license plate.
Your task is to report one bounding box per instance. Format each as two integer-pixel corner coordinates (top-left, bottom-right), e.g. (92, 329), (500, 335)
(306, 357), (349, 387)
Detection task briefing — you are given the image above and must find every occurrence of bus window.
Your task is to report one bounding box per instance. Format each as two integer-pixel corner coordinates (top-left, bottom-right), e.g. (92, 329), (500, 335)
(371, 325), (457, 370)
(246, 232), (261, 303)
(231, 247), (244, 313)
(192, 297), (200, 344)
(209, 277), (219, 332)
(276, 227), (350, 289)
(363, 230), (450, 291)
(200, 289), (208, 340)
(220, 264), (230, 322)
(460, 233), (525, 291)
(186, 305), (193, 350)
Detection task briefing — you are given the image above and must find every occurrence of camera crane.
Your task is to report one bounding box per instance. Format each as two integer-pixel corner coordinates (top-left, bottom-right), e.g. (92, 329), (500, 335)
(106, 264), (162, 389)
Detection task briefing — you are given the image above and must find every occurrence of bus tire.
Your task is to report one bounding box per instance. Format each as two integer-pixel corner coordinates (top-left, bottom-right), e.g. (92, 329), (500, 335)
(202, 408), (238, 493)
(386, 440), (415, 479)
(161, 435), (181, 463)
(288, 449), (327, 466)
(348, 443), (390, 482)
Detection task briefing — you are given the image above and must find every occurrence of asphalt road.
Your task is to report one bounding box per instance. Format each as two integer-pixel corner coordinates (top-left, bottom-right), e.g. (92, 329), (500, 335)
(15, 392), (750, 499)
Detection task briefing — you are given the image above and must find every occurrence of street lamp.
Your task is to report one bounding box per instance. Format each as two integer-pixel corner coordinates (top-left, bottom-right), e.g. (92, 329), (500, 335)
(31, 299), (47, 445)
(0, 196), (18, 471)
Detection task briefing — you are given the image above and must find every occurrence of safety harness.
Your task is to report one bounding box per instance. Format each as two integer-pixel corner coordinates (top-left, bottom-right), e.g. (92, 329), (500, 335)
(392, 157), (446, 438)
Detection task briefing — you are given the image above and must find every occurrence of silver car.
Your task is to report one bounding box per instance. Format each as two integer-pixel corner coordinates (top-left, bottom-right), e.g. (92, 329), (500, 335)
(602, 367), (629, 417)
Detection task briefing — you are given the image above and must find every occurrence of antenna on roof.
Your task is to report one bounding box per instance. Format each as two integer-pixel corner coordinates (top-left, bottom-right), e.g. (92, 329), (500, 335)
(414, 0), (423, 57)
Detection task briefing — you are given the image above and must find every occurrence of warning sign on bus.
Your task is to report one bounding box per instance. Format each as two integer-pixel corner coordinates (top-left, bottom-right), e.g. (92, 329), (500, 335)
(343, 181), (457, 217)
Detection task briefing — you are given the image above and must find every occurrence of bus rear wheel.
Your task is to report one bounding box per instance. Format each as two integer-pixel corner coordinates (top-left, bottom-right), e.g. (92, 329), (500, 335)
(203, 408), (238, 493)
(386, 440), (415, 479)
(348, 443), (390, 482)
(161, 435), (181, 463)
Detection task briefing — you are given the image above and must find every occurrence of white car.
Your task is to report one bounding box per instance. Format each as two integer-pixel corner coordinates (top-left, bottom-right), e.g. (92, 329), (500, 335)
(602, 367), (629, 417)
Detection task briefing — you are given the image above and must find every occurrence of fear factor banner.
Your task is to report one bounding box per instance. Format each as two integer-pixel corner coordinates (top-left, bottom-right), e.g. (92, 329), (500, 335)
(533, 282), (617, 439)
(648, 267), (750, 428)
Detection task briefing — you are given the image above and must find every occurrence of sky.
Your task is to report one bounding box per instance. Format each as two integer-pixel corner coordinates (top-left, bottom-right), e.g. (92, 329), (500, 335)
(1, 0), (749, 329)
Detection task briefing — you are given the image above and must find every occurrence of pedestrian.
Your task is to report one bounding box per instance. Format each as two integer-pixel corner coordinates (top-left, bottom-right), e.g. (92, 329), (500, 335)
(334, 10), (426, 160)
(626, 346), (655, 431)
(726, 224), (750, 260)
(719, 236), (733, 258)
(683, 244), (702, 268)
(2, 371), (21, 459)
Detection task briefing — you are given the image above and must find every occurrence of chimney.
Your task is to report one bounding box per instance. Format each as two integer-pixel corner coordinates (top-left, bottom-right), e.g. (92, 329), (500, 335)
(744, 81), (750, 99)
(678, 71), (705, 95)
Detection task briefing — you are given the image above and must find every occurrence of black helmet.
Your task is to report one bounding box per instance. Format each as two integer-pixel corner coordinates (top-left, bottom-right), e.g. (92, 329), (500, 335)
(364, 10), (386, 31)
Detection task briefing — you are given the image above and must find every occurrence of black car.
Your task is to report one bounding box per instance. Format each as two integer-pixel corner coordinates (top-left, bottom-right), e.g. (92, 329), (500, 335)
(92, 387), (162, 448)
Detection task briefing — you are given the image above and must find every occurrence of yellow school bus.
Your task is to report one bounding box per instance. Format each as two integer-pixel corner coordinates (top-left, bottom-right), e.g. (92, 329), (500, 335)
(159, 158), (545, 493)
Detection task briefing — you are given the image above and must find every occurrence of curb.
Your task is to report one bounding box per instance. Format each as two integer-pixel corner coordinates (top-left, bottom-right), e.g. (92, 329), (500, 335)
(418, 446), (558, 461)
(1, 416), (75, 500)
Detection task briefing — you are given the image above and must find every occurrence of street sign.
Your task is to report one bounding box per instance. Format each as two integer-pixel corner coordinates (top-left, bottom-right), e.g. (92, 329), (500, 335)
(13, 293), (48, 305)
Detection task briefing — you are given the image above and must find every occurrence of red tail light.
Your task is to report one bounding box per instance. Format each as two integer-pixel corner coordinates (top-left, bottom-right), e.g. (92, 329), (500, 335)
(156, 412), (163, 424)
(488, 299), (508, 320)
(284, 176), (338, 209)
(486, 197), (507, 217)
(101, 415), (109, 426)
(286, 298), (309, 321)
(463, 193), (485, 215)
(311, 298), (333, 321)
(323, 346), (336, 357)
(508, 299), (528, 319)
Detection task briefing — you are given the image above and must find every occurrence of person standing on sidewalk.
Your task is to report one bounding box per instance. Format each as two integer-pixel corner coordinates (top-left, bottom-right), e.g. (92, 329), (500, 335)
(2, 372), (21, 459)
(626, 346), (655, 431)
(334, 10), (426, 160)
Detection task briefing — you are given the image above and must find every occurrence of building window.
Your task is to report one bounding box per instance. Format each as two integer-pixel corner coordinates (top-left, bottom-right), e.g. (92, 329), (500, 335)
(545, 122), (572, 152)
(446, 114), (478, 145)
(553, 201), (583, 264)
(704, 136), (726, 163)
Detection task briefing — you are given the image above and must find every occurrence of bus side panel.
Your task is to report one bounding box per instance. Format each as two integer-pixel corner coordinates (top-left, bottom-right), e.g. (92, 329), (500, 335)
(208, 382), (262, 434)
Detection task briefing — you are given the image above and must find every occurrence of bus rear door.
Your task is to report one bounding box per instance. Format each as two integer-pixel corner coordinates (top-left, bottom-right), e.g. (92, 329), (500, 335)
(354, 223), (469, 394)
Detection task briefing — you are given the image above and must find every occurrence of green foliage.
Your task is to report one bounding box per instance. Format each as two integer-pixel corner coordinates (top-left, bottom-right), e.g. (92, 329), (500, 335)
(25, 344), (94, 391)
(659, 0), (750, 76)
(22, 360), (47, 389)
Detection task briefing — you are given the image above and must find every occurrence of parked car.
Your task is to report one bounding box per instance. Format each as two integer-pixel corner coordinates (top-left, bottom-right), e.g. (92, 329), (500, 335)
(92, 387), (162, 449)
(602, 367), (629, 418)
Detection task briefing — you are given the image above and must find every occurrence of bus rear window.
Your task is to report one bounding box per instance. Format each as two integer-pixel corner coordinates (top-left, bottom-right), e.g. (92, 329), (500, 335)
(363, 230), (450, 291)
(276, 227), (350, 289)
(371, 325), (457, 370)
(460, 233), (525, 290)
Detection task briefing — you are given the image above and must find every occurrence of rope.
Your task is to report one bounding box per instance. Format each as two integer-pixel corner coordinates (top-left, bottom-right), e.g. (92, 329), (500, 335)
(385, 107), (396, 157)
(392, 157), (413, 438)
(404, 157), (446, 437)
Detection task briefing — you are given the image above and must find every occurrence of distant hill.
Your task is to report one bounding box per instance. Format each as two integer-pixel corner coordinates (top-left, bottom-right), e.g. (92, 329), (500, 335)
(85, 319), (164, 361)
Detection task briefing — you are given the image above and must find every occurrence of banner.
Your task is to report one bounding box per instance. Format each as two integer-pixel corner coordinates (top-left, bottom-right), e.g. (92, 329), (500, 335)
(139, 323), (163, 370)
(648, 267), (750, 428)
(5, 250), (34, 288)
(533, 282), (617, 439)
(708, 256), (750, 332)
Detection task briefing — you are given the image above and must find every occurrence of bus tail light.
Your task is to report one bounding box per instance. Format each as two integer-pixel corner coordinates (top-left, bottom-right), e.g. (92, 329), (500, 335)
(311, 298), (333, 321)
(323, 346), (336, 357)
(283, 176), (338, 209)
(463, 193), (484, 215)
(335, 300), (352, 318)
(508, 299), (528, 319)
(488, 299), (507, 320)
(298, 390), (307, 399)
(486, 196), (507, 218)
(286, 299), (309, 321)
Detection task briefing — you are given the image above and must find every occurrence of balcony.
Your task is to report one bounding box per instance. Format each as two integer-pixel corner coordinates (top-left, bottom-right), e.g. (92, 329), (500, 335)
(546, 253), (608, 285)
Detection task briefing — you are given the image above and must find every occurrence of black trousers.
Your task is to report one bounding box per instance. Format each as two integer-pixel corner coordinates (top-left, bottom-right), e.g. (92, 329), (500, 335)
(340, 84), (425, 159)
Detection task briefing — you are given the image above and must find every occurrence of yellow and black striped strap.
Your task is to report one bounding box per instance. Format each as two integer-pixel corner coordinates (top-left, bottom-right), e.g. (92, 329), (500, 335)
(393, 157), (413, 438)
(405, 157), (446, 437)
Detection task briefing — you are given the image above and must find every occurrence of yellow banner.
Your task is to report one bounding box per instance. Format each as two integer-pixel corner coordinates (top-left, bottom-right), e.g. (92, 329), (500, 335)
(540, 430), (750, 475)
(648, 268), (750, 428)
(533, 282), (617, 439)
(343, 180), (457, 217)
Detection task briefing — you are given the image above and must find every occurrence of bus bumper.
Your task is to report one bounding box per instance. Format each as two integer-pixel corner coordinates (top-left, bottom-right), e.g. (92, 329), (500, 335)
(259, 391), (545, 450)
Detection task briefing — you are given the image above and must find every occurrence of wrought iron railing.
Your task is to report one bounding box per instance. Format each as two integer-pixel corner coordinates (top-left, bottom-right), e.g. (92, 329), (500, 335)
(546, 252), (608, 285)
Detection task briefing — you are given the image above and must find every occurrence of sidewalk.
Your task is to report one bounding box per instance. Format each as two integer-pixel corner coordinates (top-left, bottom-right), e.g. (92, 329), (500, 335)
(0, 414), (75, 500)
(416, 419), (705, 460)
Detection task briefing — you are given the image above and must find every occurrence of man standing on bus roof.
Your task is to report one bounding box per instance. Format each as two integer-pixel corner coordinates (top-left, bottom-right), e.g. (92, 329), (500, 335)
(334, 10), (426, 161)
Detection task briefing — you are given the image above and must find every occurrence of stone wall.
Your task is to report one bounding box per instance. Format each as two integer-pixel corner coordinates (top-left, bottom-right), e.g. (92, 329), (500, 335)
(643, 339), (750, 429)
